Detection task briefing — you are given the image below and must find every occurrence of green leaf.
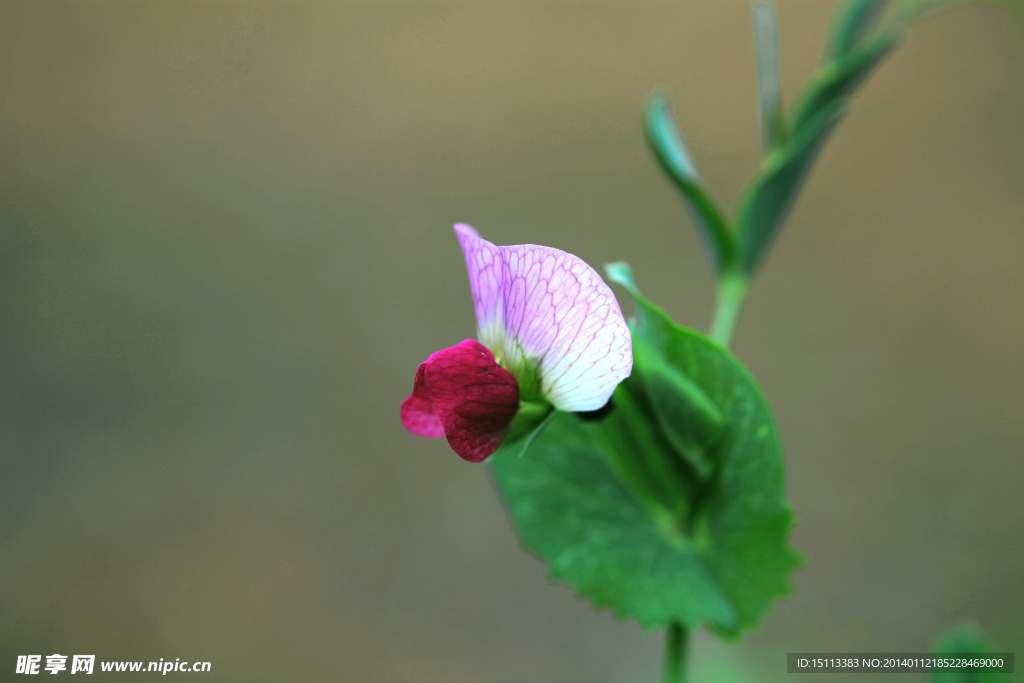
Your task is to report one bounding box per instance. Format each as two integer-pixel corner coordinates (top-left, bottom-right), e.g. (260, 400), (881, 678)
(604, 261), (639, 293)
(930, 622), (1009, 683)
(825, 0), (890, 60)
(643, 92), (737, 275)
(730, 1), (901, 276)
(633, 334), (724, 480)
(753, 2), (787, 156)
(489, 271), (799, 635)
(608, 262), (724, 480)
(790, 24), (900, 135)
(735, 98), (848, 274)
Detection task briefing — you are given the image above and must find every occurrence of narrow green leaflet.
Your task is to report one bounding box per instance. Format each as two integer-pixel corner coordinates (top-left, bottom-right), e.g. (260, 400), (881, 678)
(825, 0), (890, 60)
(753, 2), (787, 156)
(488, 266), (799, 635)
(735, 98), (848, 274)
(790, 24), (900, 134)
(643, 92), (736, 276)
(735, 0), (903, 275)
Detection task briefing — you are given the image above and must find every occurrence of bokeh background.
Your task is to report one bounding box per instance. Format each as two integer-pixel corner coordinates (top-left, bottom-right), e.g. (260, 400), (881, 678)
(1, 2), (1022, 681)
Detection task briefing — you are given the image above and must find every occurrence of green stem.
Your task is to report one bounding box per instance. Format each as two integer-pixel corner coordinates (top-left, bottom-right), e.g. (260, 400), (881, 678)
(709, 274), (748, 348)
(662, 622), (689, 683)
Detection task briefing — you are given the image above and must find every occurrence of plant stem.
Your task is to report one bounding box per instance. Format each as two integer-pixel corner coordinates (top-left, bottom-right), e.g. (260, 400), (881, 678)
(662, 622), (689, 683)
(709, 274), (748, 348)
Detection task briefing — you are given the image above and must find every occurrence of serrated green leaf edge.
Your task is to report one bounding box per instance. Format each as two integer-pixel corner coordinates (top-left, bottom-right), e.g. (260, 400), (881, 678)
(490, 402), (739, 631)
(638, 301), (798, 638)
(619, 280), (802, 635)
(492, 262), (800, 634)
(612, 264), (802, 634)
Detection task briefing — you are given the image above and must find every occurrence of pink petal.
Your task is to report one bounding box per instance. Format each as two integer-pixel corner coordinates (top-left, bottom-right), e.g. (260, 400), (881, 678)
(412, 339), (519, 463)
(502, 243), (632, 411)
(454, 225), (632, 413)
(455, 223), (504, 353)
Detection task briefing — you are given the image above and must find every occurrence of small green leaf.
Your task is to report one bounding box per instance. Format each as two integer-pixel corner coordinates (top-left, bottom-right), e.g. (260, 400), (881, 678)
(825, 0), (890, 59)
(604, 261), (638, 293)
(753, 2), (787, 156)
(735, 98), (848, 274)
(930, 622), (1009, 683)
(489, 276), (799, 635)
(608, 264), (734, 469)
(643, 92), (737, 275)
(633, 334), (724, 480)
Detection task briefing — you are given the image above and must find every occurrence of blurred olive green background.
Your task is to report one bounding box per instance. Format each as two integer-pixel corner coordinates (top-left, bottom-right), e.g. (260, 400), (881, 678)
(1, 2), (1022, 682)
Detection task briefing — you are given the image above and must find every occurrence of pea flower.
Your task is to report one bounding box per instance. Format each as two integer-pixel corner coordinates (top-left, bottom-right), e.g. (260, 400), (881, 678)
(401, 224), (632, 462)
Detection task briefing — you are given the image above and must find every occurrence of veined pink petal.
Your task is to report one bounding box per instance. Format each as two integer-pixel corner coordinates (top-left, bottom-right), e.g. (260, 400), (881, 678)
(402, 339), (519, 463)
(454, 225), (632, 413)
(455, 224), (504, 354)
(501, 243), (632, 411)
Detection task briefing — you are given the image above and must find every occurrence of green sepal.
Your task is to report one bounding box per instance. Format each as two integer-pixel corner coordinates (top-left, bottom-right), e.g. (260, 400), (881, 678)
(502, 400), (556, 458)
(643, 92), (737, 275)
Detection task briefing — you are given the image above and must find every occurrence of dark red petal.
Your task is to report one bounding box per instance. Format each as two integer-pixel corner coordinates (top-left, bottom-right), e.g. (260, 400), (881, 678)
(417, 339), (519, 462)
